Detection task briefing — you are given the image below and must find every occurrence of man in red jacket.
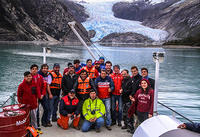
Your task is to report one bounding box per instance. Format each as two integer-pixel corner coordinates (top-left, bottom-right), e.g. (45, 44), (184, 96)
(17, 71), (42, 130)
(110, 65), (123, 126)
(30, 64), (46, 129)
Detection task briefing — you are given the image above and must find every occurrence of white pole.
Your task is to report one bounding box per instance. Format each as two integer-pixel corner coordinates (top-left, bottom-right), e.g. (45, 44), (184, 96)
(153, 55), (159, 116)
(43, 47), (46, 64)
(68, 21), (96, 60)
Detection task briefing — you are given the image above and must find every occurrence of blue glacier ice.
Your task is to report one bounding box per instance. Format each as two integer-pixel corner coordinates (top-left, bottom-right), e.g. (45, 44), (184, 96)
(76, 0), (169, 42)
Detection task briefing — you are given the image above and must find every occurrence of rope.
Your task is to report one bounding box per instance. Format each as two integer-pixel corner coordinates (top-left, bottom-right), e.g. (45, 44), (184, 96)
(158, 101), (194, 124)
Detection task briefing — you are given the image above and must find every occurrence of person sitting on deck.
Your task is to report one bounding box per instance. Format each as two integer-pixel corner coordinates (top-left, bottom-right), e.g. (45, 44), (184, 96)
(57, 89), (81, 130)
(81, 90), (106, 133)
(178, 123), (200, 133)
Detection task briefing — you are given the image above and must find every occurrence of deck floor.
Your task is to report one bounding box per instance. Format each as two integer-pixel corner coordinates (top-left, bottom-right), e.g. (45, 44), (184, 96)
(40, 122), (132, 137)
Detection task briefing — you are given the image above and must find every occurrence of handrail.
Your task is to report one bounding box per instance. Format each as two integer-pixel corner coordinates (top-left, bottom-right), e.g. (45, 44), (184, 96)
(0, 93), (17, 107)
(158, 101), (194, 124)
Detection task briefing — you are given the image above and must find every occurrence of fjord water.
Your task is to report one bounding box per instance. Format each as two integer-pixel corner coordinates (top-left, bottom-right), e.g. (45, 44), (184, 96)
(0, 44), (200, 123)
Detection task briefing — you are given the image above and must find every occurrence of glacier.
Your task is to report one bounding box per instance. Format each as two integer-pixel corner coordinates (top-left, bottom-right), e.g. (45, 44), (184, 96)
(74, 0), (169, 42)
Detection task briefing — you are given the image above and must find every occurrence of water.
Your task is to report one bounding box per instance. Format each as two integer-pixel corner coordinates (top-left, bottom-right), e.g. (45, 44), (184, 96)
(0, 44), (200, 123)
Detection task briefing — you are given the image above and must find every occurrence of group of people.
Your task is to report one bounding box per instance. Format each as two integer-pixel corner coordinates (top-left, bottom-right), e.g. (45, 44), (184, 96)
(17, 56), (157, 134)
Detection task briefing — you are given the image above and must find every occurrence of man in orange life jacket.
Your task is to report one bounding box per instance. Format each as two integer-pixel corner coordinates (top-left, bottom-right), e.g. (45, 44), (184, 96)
(57, 89), (81, 130)
(95, 69), (114, 130)
(17, 71), (42, 129)
(77, 59), (99, 80)
(110, 65), (123, 126)
(48, 63), (62, 122)
(74, 69), (97, 105)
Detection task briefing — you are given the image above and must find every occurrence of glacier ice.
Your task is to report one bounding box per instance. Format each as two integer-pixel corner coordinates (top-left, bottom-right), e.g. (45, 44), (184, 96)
(75, 0), (169, 42)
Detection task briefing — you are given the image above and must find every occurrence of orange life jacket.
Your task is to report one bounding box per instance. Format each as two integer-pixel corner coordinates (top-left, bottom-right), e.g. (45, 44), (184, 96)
(49, 70), (62, 89)
(26, 126), (39, 137)
(83, 66), (96, 79)
(77, 77), (91, 94)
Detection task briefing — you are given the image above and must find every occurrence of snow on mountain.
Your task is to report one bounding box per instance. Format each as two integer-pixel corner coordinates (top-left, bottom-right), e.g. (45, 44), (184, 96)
(76, 0), (168, 42)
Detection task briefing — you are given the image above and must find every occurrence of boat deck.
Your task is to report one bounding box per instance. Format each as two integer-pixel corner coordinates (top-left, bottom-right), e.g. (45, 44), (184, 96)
(40, 122), (132, 137)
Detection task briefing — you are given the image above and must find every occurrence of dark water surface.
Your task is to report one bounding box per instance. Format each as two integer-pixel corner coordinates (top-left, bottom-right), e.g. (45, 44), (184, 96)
(0, 44), (200, 122)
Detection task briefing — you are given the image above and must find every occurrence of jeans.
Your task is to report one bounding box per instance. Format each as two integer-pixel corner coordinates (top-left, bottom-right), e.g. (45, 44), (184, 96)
(37, 95), (49, 126)
(123, 102), (134, 130)
(47, 95), (59, 122)
(81, 117), (104, 132)
(111, 95), (122, 123)
(102, 98), (111, 126)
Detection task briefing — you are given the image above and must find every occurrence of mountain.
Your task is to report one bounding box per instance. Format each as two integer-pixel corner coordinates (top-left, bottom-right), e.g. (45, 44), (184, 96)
(112, 0), (200, 45)
(0, 0), (90, 43)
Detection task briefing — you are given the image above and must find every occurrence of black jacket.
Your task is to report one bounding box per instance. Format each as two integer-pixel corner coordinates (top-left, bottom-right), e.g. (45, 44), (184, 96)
(121, 76), (132, 103)
(62, 74), (78, 96)
(59, 95), (80, 116)
(148, 78), (155, 90)
(131, 73), (142, 96)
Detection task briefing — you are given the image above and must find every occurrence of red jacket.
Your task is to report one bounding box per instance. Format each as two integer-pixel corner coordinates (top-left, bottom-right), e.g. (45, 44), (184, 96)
(17, 80), (41, 109)
(32, 74), (46, 95)
(134, 88), (154, 115)
(110, 73), (123, 95)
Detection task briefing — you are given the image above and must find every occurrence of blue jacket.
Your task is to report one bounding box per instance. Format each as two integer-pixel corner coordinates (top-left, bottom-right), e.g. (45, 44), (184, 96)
(185, 122), (200, 133)
(95, 76), (115, 92)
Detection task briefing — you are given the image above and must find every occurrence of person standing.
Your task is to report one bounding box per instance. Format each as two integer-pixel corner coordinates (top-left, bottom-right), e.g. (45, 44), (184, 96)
(132, 79), (154, 124)
(74, 70), (97, 107)
(62, 65), (78, 96)
(81, 90), (106, 132)
(77, 59), (99, 80)
(73, 59), (82, 72)
(130, 66), (142, 100)
(17, 71), (42, 130)
(57, 89), (81, 130)
(99, 56), (105, 69)
(48, 63), (62, 122)
(63, 62), (72, 75)
(94, 60), (101, 73)
(110, 65), (123, 126)
(95, 69), (114, 130)
(38, 64), (53, 127)
(105, 61), (113, 75)
(121, 69), (134, 132)
(30, 64), (46, 130)
(141, 67), (155, 89)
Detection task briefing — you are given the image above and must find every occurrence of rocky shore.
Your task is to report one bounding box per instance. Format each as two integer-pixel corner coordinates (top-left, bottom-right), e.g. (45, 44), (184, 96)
(0, 0), (90, 43)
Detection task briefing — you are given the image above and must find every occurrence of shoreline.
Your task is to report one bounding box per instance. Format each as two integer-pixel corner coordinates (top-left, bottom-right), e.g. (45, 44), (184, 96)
(0, 41), (200, 49)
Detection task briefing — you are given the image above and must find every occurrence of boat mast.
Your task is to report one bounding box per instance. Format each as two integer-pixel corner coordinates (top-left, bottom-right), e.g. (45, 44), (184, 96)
(153, 52), (164, 115)
(68, 21), (96, 60)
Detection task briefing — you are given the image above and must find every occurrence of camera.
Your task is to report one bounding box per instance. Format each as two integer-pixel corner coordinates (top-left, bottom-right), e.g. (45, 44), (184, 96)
(91, 110), (96, 115)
